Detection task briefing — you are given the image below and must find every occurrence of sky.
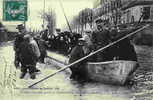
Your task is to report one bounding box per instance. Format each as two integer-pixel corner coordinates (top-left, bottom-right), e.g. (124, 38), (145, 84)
(0, 0), (95, 31)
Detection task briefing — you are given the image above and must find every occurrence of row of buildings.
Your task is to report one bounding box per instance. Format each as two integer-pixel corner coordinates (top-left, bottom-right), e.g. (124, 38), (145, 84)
(70, 0), (153, 33)
(69, 0), (153, 45)
(93, 0), (153, 25)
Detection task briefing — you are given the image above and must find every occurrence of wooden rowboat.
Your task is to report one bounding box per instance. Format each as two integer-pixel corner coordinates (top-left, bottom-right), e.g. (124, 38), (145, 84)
(86, 60), (137, 85)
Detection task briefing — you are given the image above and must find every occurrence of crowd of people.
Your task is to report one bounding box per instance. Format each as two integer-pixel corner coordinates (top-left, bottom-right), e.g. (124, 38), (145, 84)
(42, 29), (82, 55)
(13, 19), (139, 81)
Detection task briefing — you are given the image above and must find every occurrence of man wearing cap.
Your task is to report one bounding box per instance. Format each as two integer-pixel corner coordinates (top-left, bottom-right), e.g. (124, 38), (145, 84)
(92, 19), (110, 62)
(14, 24), (27, 68)
(69, 37), (90, 81)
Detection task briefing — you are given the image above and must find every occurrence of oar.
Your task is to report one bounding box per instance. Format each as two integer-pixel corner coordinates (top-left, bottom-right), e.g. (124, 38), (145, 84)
(28, 24), (149, 88)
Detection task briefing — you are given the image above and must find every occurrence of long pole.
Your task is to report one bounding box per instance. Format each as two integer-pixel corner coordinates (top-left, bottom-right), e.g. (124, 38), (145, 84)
(28, 24), (149, 88)
(43, 0), (45, 29)
(23, 0), (28, 28)
(58, 0), (73, 33)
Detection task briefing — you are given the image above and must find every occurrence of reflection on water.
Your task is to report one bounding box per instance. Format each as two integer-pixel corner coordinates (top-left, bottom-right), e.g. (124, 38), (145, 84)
(68, 78), (133, 100)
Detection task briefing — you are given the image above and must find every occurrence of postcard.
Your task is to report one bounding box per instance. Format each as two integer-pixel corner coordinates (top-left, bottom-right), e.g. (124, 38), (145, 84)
(0, 0), (153, 100)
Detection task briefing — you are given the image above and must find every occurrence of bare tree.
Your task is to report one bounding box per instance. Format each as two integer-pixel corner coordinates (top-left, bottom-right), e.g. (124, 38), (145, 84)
(39, 9), (56, 36)
(70, 8), (93, 33)
(79, 8), (93, 32)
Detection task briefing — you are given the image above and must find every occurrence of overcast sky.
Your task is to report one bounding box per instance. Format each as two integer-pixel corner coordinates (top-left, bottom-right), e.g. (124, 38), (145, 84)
(0, 0), (95, 31)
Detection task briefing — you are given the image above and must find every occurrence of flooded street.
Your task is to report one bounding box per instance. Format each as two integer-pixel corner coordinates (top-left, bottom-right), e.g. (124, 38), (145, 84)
(0, 43), (153, 100)
(1, 0), (153, 99)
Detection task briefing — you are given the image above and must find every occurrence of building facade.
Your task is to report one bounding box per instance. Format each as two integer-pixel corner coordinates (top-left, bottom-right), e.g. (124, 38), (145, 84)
(93, 0), (153, 25)
(121, 0), (153, 24)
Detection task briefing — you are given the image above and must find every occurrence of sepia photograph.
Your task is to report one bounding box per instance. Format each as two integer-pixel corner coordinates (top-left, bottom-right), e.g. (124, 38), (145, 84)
(0, 0), (153, 100)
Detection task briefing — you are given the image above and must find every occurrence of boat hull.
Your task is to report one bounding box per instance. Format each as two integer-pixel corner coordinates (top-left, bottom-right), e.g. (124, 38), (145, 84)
(86, 60), (137, 85)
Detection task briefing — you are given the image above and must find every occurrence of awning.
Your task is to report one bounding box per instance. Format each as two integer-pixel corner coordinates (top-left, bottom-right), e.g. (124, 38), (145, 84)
(121, 1), (153, 10)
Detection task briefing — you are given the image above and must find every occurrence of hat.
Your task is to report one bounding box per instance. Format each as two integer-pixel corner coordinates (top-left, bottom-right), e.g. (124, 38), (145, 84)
(34, 35), (41, 39)
(95, 19), (108, 26)
(95, 19), (103, 24)
(23, 34), (31, 40)
(78, 37), (86, 41)
(56, 28), (61, 32)
(16, 24), (25, 29)
(84, 28), (92, 33)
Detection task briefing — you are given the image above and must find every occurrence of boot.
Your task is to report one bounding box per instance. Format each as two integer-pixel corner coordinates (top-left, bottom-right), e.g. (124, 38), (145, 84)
(14, 60), (20, 69)
(30, 73), (36, 79)
(20, 72), (26, 79)
(35, 69), (41, 72)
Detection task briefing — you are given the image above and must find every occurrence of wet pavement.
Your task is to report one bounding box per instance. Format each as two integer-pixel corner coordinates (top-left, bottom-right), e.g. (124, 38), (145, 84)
(0, 43), (153, 100)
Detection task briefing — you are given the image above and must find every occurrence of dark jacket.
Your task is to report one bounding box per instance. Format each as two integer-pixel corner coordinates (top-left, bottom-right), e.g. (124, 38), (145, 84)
(108, 30), (137, 61)
(69, 45), (86, 65)
(19, 39), (40, 64)
(117, 39), (137, 61)
(14, 34), (25, 52)
(92, 29), (110, 48)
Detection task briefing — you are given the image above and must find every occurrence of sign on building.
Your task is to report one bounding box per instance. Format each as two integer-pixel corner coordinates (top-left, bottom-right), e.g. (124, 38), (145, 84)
(3, 0), (27, 21)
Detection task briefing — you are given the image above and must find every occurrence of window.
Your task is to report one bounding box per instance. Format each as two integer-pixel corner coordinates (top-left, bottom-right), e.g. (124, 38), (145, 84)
(131, 16), (135, 23)
(143, 7), (150, 20)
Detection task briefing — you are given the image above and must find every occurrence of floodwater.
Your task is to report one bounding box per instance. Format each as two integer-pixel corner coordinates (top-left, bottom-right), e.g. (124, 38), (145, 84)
(0, 44), (153, 100)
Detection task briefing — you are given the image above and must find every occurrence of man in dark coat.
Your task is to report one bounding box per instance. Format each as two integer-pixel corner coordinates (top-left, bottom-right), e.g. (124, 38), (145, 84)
(108, 27), (137, 61)
(69, 37), (90, 81)
(92, 19), (110, 62)
(109, 27), (139, 86)
(14, 24), (27, 68)
(19, 34), (40, 79)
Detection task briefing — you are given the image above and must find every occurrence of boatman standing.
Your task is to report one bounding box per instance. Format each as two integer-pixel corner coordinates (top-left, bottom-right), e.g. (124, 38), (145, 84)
(92, 19), (110, 62)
